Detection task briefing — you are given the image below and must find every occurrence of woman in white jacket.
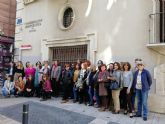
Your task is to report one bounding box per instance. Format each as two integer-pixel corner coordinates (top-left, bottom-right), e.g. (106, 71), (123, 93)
(2, 75), (15, 97)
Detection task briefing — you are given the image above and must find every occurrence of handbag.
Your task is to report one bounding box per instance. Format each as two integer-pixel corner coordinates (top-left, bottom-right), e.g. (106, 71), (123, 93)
(109, 81), (119, 90)
(104, 81), (110, 89)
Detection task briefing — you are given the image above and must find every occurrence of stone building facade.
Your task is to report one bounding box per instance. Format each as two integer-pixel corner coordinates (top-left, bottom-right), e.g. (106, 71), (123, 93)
(15, 0), (165, 113)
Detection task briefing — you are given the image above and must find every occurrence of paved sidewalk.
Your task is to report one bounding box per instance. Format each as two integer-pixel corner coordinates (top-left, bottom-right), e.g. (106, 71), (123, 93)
(0, 97), (165, 124)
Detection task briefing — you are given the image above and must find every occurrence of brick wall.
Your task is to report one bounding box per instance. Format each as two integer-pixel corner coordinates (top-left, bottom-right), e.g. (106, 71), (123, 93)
(0, 0), (16, 37)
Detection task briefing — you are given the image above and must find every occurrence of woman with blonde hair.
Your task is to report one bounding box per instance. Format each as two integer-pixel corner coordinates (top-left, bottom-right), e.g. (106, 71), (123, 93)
(14, 61), (25, 82)
(87, 65), (96, 106)
(76, 63), (88, 104)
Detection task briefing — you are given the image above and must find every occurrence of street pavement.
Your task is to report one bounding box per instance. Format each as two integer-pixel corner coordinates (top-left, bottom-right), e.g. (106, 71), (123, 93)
(0, 96), (165, 124)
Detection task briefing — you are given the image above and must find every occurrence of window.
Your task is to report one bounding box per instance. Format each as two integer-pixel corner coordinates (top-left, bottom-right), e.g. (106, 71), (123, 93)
(52, 45), (87, 66)
(63, 8), (73, 28)
(58, 6), (75, 30)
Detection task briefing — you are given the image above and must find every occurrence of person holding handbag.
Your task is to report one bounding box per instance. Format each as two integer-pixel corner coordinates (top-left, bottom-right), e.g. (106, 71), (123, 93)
(108, 62), (122, 114)
(97, 64), (109, 111)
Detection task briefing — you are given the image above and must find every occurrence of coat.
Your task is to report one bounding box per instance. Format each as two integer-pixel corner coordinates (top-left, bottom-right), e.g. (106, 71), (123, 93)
(132, 69), (152, 92)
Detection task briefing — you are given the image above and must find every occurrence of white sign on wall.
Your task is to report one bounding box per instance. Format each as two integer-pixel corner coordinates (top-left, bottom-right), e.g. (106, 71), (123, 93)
(23, 0), (36, 5)
(25, 19), (42, 32)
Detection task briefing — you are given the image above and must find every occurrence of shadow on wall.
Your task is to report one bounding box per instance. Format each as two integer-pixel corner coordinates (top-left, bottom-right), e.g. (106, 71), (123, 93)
(89, 0), (153, 64)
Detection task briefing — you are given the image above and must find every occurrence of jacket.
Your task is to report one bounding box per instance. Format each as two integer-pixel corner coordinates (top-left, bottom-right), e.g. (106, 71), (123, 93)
(132, 69), (152, 91)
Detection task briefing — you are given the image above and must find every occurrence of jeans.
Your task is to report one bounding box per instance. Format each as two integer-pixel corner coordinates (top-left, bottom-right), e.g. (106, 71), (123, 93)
(88, 86), (94, 104)
(2, 88), (14, 96)
(136, 89), (149, 118)
(73, 86), (78, 101)
(94, 89), (100, 106)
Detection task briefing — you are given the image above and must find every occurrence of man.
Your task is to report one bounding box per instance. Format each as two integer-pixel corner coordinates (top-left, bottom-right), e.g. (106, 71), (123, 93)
(133, 61), (152, 121)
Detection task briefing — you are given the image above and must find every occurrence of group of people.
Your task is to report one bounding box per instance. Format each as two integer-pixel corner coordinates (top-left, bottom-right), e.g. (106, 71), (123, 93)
(1, 58), (152, 121)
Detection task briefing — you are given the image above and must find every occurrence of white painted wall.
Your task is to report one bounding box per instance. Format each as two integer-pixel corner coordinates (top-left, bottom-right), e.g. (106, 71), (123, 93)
(15, 0), (165, 94)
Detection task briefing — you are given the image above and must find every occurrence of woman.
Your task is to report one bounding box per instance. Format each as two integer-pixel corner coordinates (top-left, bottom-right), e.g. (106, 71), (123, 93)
(2, 75), (14, 97)
(42, 61), (50, 77)
(7, 61), (16, 82)
(133, 61), (152, 121)
(61, 64), (72, 103)
(109, 62), (122, 114)
(73, 64), (81, 103)
(93, 60), (103, 108)
(87, 65), (96, 106)
(122, 62), (133, 118)
(14, 61), (25, 82)
(24, 75), (34, 97)
(50, 60), (62, 97)
(34, 61), (42, 97)
(97, 64), (109, 111)
(76, 63), (88, 104)
(14, 75), (25, 97)
(25, 62), (36, 79)
(107, 63), (114, 110)
(40, 74), (52, 101)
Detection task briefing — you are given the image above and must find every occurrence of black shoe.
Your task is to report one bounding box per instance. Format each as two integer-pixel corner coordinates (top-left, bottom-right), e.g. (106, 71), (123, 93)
(15, 95), (18, 98)
(87, 103), (93, 106)
(79, 101), (83, 104)
(73, 100), (77, 103)
(134, 114), (142, 117)
(40, 98), (47, 101)
(143, 117), (147, 121)
(124, 110), (127, 115)
(112, 110), (120, 114)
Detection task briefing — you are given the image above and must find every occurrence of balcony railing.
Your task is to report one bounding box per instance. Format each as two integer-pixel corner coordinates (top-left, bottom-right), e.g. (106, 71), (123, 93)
(149, 12), (165, 44)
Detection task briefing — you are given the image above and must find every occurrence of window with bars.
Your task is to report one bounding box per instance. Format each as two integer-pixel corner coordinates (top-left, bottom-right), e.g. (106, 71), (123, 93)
(63, 7), (73, 28)
(52, 45), (87, 66)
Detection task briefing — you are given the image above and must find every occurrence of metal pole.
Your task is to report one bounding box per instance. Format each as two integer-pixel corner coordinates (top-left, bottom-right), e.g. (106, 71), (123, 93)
(22, 104), (29, 124)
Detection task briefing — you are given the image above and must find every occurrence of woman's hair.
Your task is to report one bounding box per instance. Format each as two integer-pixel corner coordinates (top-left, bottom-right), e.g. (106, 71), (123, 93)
(90, 65), (96, 72)
(36, 61), (42, 69)
(42, 74), (48, 80)
(76, 63), (81, 70)
(123, 62), (131, 71)
(108, 63), (114, 72)
(18, 61), (24, 69)
(25, 61), (30, 68)
(113, 62), (121, 70)
(84, 60), (91, 67)
(53, 60), (60, 66)
(81, 63), (87, 69)
(101, 64), (107, 70)
(18, 75), (23, 81)
(65, 63), (70, 68)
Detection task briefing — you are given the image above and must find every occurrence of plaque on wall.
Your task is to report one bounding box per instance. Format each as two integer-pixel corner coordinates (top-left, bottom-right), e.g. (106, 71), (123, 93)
(23, 0), (36, 5)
